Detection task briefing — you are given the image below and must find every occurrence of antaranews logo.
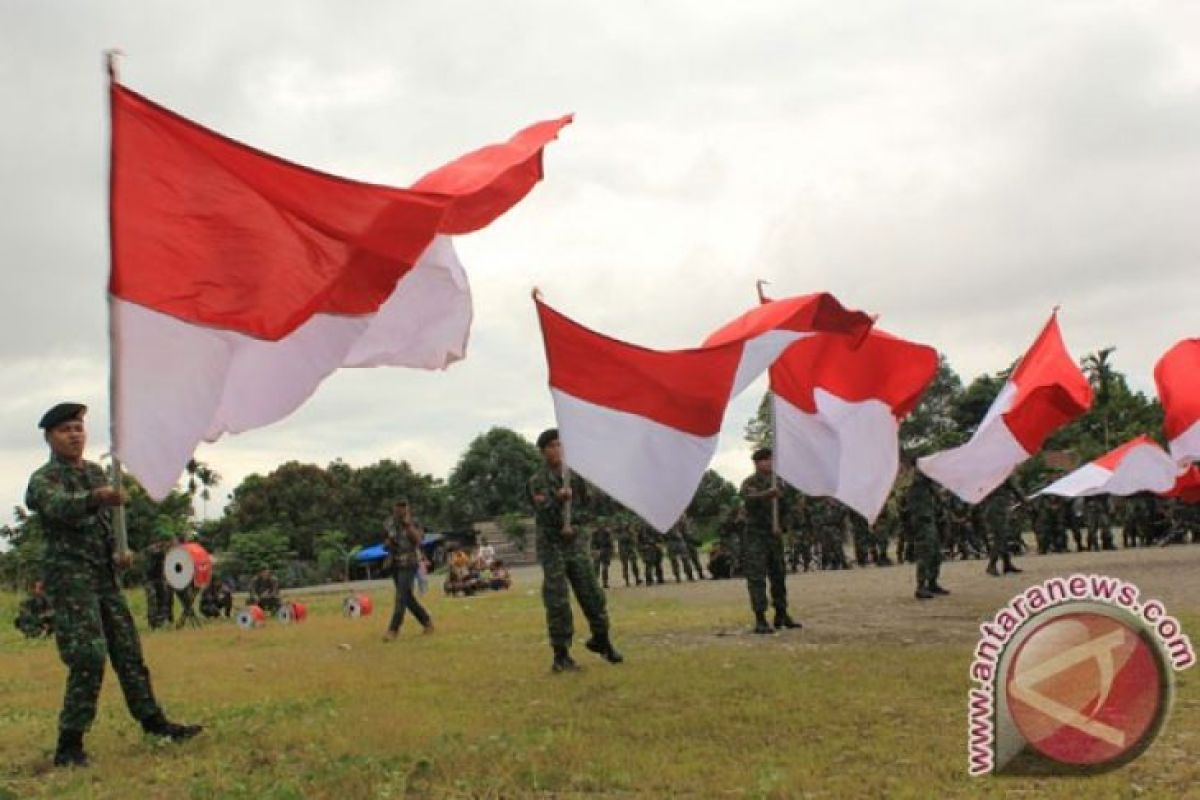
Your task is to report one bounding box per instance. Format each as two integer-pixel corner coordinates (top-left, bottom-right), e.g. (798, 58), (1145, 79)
(967, 573), (1195, 776)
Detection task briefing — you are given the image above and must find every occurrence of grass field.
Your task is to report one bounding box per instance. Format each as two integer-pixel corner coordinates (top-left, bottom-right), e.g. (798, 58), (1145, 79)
(2, 545), (1198, 799)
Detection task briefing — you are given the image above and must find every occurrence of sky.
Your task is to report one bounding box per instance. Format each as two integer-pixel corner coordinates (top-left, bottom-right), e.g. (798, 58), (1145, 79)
(1, 0), (1197, 524)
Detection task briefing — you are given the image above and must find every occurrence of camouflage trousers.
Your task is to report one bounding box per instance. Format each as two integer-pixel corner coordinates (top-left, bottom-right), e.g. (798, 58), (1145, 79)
(617, 541), (641, 585)
(914, 521), (942, 589)
(144, 580), (174, 629)
(592, 546), (613, 586)
(667, 541), (695, 581)
(742, 533), (788, 615)
(538, 536), (609, 652)
(47, 568), (161, 733)
(641, 546), (665, 585)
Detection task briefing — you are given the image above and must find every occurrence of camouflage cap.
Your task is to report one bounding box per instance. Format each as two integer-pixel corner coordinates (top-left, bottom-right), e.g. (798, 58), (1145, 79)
(751, 447), (772, 462)
(536, 428), (559, 450)
(38, 402), (87, 430)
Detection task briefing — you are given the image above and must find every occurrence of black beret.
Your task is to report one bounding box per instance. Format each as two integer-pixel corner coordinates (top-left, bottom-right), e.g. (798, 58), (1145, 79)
(39, 402), (87, 430)
(751, 447), (772, 462)
(536, 428), (560, 450)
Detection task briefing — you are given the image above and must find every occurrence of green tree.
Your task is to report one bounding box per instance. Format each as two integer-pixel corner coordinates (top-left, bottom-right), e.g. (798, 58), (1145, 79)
(446, 427), (541, 526)
(899, 355), (965, 456)
(184, 458), (223, 519)
(687, 469), (738, 523)
(744, 393), (772, 451)
(225, 527), (292, 578)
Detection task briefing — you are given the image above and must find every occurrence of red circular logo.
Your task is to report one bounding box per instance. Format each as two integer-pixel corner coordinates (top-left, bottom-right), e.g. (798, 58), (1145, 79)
(1005, 611), (1166, 766)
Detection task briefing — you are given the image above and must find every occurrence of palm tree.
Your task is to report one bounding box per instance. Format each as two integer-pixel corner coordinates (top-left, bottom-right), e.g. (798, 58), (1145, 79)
(1082, 348), (1117, 449)
(185, 458), (223, 519)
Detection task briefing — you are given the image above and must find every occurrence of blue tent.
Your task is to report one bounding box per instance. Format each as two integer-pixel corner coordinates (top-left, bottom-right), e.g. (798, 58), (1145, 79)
(354, 533), (444, 563)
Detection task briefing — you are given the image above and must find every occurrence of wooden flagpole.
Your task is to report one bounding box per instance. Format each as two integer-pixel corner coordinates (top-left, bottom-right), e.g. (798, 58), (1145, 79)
(106, 49), (130, 556)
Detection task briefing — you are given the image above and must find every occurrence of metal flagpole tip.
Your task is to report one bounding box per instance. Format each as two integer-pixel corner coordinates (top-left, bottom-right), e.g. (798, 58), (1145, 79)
(105, 49), (124, 80)
(531, 286), (544, 302)
(756, 279), (770, 303)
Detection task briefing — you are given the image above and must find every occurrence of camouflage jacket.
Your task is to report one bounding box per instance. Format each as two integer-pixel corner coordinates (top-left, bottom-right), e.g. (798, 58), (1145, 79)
(384, 515), (423, 568)
(903, 470), (938, 531)
(526, 466), (591, 546)
(25, 456), (115, 578)
(740, 471), (790, 538)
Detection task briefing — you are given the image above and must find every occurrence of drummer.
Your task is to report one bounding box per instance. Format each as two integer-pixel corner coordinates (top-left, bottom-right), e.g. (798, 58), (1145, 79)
(25, 402), (202, 767)
(248, 568), (281, 614)
(200, 576), (234, 619)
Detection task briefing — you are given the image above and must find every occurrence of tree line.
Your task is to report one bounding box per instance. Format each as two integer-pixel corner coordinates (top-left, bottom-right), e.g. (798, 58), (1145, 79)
(1, 348), (1159, 589)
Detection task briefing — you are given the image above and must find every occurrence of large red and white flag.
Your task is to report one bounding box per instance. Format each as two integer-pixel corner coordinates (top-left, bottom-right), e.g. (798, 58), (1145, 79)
(918, 312), (1092, 503)
(536, 294), (873, 531)
(1164, 465), (1200, 503)
(768, 329), (938, 523)
(1036, 435), (1182, 498)
(1154, 338), (1200, 465)
(110, 81), (569, 498)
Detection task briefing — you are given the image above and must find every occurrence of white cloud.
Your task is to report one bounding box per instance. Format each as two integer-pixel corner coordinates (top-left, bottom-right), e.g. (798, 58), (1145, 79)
(2, 0), (1197, 524)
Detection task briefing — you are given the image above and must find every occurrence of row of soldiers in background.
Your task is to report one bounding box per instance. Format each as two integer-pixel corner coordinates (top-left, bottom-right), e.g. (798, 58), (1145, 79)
(707, 482), (1199, 580)
(894, 488), (1200, 563)
(588, 514), (708, 588)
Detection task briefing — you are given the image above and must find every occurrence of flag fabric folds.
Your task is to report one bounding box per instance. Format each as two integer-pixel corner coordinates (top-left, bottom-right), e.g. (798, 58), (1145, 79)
(110, 81), (570, 498)
(1036, 435), (1182, 498)
(1154, 338), (1200, 465)
(767, 329), (938, 523)
(918, 313), (1093, 503)
(535, 293), (872, 532)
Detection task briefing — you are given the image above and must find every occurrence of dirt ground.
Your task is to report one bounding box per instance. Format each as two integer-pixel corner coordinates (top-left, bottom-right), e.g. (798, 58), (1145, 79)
(585, 542), (1200, 648)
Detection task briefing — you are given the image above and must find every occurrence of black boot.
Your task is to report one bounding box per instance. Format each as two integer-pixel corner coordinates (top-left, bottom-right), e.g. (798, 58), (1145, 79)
(1003, 559), (1023, 574)
(753, 614), (775, 635)
(585, 635), (624, 664)
(929, 584), (951, 595)
(53, 729), (88, 767)
(914, 587), (935, 600)
(985, 560), (1000, 577)
(773, 611), (803, 630)
(551, 647), (580, 673)
(141, 712), (203, 742)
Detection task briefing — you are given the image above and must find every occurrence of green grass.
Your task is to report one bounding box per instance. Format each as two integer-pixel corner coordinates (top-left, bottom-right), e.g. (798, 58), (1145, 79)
(1, 580), (1197, 799)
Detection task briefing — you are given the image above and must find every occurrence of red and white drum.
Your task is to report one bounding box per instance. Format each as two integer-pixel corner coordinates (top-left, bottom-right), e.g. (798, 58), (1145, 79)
(236, 605), (266, 630)
(342, 594), (373, 618)
(164, 543), (213, 590)
(277, 602), (308, 624)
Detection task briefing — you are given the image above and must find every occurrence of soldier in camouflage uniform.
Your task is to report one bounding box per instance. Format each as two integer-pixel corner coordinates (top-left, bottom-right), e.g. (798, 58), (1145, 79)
(665, 517), (696, 582)
(739, 448), (802, 633)
(25, 403), (201, 767)
(639, 524), (666, 586)
(717, 505), (745, 577)
(848, 509), (875, 567)
(615, 514), (642, 587)
(591, 520), (614, 589)
(142, 530), (175, 629)
(1084, 495), (1117, 551)
(810, 497), (850, 570)
(527, 429), (622, 672)
(905, 464), (949, 599)
(1032, 496), (1060, 555)
(983, 482), (1024, 577)
(681, 516), (706, 580)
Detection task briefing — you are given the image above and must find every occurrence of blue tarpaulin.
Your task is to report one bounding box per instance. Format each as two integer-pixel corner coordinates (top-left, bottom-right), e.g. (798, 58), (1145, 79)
(354, 533), (444, 562)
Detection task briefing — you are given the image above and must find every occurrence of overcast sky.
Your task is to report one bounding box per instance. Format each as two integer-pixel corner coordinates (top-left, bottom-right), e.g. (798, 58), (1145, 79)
(1, 1), (1196, 524)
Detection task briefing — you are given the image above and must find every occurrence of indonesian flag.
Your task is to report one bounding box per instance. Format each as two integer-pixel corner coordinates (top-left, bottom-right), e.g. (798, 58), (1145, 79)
(536, 293), (873, 531)
(110, 81), (570, 498)
(1164, 465), (1200, 503)
(1036, 435), (1182, 498)
(918, 312), (1093, 503)
(1154, 338), (1200, 465)
(768, 329), (938, 523)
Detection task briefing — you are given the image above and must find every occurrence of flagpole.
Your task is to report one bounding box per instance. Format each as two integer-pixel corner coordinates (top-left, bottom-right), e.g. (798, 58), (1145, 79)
(756, 280), (781, 535)
(531, 285), (574, 538)
(105, 49), (130, 557)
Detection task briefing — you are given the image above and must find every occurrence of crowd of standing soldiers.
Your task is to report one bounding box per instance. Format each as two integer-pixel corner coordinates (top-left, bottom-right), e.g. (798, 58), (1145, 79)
(582, 473), (1200, 593)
